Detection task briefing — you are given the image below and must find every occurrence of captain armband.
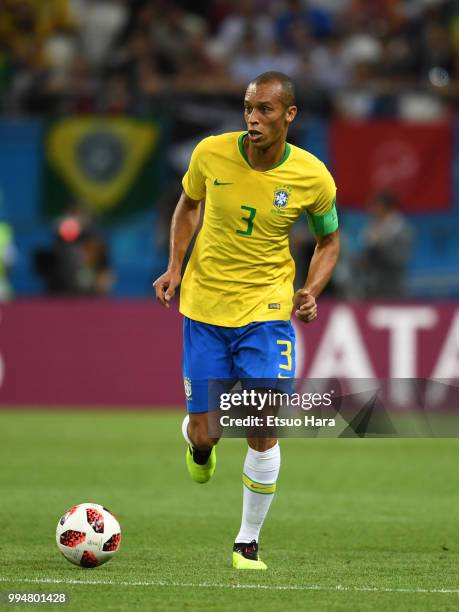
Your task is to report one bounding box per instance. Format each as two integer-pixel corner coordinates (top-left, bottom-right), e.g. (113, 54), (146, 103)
(306, 199), (339, 236)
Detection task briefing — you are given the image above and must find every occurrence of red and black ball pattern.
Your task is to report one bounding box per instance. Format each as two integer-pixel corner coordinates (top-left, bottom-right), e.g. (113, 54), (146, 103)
(80, 551), (98, 567)
(86, 508), (104, 533)
(60, 530), (86, 548)
(59, 505), (78, 526)
(103, 533), (121, 552)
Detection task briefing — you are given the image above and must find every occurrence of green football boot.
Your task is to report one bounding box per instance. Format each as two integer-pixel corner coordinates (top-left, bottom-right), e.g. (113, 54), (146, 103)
(185, 445), (216, 484)
(232, 540), (267, 570)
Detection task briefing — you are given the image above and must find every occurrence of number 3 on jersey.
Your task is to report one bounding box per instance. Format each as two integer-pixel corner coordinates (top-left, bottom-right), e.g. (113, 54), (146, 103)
(236, 205), (257, 236)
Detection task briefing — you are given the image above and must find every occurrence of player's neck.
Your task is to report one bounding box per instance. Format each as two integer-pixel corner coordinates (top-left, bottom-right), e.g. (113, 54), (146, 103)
(244, 135), (287, 172)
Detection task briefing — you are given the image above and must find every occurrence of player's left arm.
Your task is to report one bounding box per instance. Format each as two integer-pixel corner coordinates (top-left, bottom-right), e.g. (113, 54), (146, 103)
(295, 167), (340, 323)
(294, 229), (340, 322)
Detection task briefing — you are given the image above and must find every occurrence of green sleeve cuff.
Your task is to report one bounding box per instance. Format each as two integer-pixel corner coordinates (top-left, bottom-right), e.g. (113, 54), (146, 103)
(306, 200), (339, 236)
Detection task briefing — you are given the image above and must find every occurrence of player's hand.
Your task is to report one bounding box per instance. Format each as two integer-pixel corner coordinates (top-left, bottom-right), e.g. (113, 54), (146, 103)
(293, 289), (317, 323)
(153, 270), (181, 308)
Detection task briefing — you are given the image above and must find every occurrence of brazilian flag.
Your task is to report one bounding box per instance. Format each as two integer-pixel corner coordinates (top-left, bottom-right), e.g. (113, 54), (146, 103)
(43, 116), (163, 219)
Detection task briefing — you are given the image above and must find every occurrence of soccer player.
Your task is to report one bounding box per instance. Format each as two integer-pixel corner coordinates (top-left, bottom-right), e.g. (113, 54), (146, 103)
(154, 71), (340, 570)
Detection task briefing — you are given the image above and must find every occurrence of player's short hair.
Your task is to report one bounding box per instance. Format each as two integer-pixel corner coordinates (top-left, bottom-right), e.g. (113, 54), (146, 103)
(249, 71), (296, 108)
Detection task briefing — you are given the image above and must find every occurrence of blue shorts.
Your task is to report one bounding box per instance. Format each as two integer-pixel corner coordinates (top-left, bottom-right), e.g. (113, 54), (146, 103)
(182, 317), (296, 413)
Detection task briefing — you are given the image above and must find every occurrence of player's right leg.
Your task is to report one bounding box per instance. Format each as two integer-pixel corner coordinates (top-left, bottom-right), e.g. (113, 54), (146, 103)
(182, 412), (218, 484)
(181, 317), (233, 484)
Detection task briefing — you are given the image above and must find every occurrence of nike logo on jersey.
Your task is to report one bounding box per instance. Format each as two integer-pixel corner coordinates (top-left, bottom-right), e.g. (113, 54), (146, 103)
(214, 179), (233, 186)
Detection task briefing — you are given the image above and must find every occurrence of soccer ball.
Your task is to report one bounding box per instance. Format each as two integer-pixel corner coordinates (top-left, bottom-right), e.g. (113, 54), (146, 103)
(56, 502), (121, 568)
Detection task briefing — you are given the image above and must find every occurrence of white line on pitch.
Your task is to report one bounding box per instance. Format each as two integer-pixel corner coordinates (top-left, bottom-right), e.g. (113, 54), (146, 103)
(0, 577), (458, 595)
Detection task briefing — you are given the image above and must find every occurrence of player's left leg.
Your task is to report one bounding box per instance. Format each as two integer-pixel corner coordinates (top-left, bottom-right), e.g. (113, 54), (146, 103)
(231, 320), (295, 570)
(232, 435), (279, 570)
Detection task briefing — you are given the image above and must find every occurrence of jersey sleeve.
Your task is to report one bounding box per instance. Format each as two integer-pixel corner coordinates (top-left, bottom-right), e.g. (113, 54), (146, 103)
(305, 165), (338, 236)
(182, 138), (209, 201)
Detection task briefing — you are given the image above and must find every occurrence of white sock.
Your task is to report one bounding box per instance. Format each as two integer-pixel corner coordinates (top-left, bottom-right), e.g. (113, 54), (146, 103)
(235, 443), (280, 544)
(181, 415), (191, 445)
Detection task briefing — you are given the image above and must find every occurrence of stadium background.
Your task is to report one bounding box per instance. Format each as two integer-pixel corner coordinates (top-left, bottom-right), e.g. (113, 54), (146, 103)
(1, 2), (459, 611)
(0, 0), (458, 405)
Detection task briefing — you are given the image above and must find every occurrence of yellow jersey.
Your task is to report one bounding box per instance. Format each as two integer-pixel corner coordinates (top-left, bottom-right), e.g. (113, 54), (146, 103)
(180, 131), (337, 327)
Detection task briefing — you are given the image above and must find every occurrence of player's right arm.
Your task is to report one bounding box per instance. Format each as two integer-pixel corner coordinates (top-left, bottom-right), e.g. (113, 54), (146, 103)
(154, 137), (209, 307)
(153, 191), (201, 307)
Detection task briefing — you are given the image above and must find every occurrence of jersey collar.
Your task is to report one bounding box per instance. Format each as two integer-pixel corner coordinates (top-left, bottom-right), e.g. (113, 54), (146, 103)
(237, 132), (291, 171)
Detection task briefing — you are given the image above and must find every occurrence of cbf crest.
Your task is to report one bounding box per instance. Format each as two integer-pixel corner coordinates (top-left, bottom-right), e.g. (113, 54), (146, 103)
(273, 185), (292, 210)
(184, 377), (192, 400)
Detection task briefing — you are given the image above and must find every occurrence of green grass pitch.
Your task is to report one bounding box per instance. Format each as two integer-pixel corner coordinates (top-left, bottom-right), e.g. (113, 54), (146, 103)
(0, 410), (458, 611)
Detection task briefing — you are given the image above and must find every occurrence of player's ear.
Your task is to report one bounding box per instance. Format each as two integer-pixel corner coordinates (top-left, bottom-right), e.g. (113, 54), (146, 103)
(286, 105), (297, 124)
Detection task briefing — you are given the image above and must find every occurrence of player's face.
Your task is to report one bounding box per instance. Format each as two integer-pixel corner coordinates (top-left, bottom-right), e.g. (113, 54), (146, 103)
(243, 82), (297, 149)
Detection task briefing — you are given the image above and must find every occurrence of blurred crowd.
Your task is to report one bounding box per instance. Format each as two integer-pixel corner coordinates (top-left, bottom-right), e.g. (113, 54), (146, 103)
(0, 0), (458, 118)
(0, 0), (427, 299)
(291, 191), (413, 298)
(34, 204), (114, 296)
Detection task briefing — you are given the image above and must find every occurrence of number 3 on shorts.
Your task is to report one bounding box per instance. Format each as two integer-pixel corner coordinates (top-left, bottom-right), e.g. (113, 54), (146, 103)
(277, 339), (292, 377)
